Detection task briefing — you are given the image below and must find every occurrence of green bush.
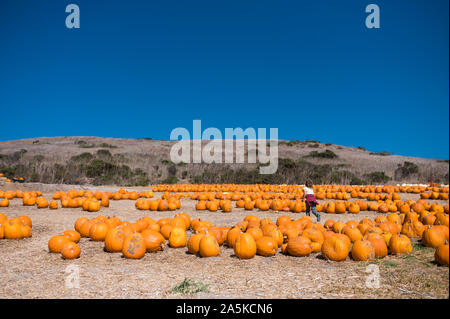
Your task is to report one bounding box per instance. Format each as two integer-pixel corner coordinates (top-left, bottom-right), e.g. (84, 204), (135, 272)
(305, 150), (338, 159)
(364, 171), (391, 184)
(96, 149), (112, 158)
(70, 152), (94, 162)
(75, 140), (96, 148)
(164, 176), (179, 184)
(98, 143), (117, 149)
(167, 165), (177, 176)
(395, 161), (419, 179)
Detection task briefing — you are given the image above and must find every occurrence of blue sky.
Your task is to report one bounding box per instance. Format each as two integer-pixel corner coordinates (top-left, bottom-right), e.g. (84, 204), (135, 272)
(0, 0), (448, 159)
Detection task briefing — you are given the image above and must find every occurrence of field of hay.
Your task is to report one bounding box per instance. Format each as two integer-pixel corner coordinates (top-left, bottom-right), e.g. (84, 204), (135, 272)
(0, 183), (448, 299)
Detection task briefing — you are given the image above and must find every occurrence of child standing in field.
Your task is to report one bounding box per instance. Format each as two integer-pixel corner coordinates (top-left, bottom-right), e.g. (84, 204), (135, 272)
(302, 180), (321, 222)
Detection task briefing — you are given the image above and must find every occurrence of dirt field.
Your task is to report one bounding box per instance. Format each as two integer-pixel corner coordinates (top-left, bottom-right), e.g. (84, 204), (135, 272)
(0, 183), (448, 299)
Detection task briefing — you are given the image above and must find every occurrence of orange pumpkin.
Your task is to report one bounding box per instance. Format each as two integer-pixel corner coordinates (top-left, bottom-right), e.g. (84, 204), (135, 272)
(267, 228), (283, 247)
(321, 234), (350, 261)
(61, 242), (81, 259)
(364, 233), (388, 258)
(3, 219), (23, 239)
(74, 217), (89, 233)
(141, 229), (165, 252)
(234, 233), (257, 259)
(0, 213), (7, 224)
(21, 225), (32, 238)
(343, 227), (363, 243)
(226, 227), (242, 248)
(199, 234), (220, 257)
(89, 222), (109, 241)
(422, 227), (446, 248)
(0, 198), (9, 207)
(64, 230), (81, 243)
(256, 236), (278, 256)
(435, 244), (449, 267)
(18, 216), (32, 228)
(122, 233), (146, 259)
(48, 235), (70, 253)
(389, 234), (412, 255)
(287, 236), (312, 257)
(351, 240), (375, 261)
(187, 233), (206, 254)
(104, 228), (126, 252)
(168, 227), (187, 248)
(246, 227), (263, 241)
(79, 220), (96, 238)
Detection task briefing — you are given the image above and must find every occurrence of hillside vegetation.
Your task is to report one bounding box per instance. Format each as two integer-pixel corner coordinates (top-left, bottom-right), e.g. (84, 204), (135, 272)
(0, 137), (448, 186)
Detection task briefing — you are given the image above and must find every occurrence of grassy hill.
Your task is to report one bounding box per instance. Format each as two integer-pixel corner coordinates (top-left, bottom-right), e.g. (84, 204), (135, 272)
(0, 137), (448, 186)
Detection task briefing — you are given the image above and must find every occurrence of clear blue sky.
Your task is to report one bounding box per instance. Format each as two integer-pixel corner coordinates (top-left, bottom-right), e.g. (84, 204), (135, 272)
(0, 0), (448, 159)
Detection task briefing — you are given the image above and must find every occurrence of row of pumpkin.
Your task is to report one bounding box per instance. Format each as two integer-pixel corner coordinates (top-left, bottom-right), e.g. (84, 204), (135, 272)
(0, 189), (181, 213)
(1, 190), (448, 217)
(150, 184), (449, 195)
(192, 197), (449, 215)
(46, 211), (449, 267)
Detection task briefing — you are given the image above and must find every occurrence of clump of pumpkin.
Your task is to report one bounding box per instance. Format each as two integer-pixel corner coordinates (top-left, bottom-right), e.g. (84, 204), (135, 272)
(135, 195), (181, 211)
(59, 213), (194, 259)
(0, 213), (32, 239)
(48, 229), (81, 259)
(46, 188), (156, 212)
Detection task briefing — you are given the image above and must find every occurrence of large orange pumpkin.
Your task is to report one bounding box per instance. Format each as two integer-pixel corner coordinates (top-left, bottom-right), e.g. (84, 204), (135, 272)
(199, 234), (220, 257)
(89, 222), (109, 241)
(4, 219), (23, 239)
(267, 228), (283, 247)
(141, 229), (165, 252)
(246, 227), (263, 241)
(61, 242), (81, 259)
(321, 234), (350, 261)
(364, 233), (388, 258)
(160, 224), (174, 240)
(226, 227), (242, 248)
(74, 217), (89, 233)
(435, 244), (449, 267)
(79, 220), (96, 238)
(422, 227), (446, 248)
(351, 240), (375, 261)
(256, 236), (278, 256)
(187, 233), (206, 254)
(389, 234), (412, 255)
(287, 236), (312, 257)
(168, 227), (187, 248)
(122, 233), (146, 259)
(234, 233), (257, 259)
(64, 230), (81, 243)
(48, 235), (70, 253)
(104, 228), (126, 252)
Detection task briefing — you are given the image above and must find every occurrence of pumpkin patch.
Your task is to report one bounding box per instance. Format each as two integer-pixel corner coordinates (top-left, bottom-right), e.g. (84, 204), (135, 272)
(0, 181), (448, 298)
